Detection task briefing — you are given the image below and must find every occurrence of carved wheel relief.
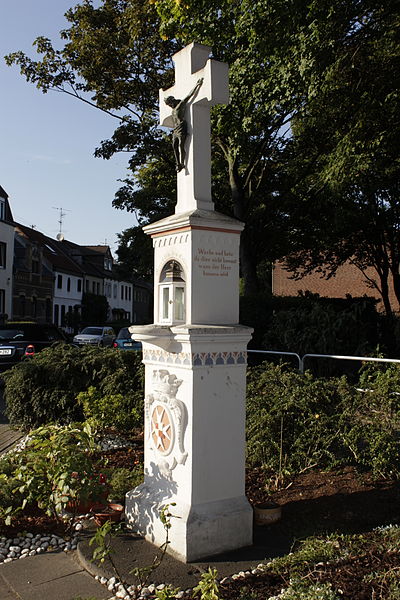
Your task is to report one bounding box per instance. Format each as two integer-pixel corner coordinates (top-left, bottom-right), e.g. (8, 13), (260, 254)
(145, 369), (188, 477)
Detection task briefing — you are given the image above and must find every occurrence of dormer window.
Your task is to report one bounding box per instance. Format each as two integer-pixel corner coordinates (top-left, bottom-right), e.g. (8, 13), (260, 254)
(0, 198), (5, 221)
(159, 261), (185, 324)
(104, 257), (113, 271)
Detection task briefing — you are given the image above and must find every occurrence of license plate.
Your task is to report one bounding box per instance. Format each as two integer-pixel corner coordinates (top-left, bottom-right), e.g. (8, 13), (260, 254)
(0, 348), (12, 356)
(123, 342), (133, 347)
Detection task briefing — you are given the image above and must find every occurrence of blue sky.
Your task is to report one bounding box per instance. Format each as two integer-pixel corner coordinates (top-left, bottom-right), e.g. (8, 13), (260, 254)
(0, 0), (138, 254)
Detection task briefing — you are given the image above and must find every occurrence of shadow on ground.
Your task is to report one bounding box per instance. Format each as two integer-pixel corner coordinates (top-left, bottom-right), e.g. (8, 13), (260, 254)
(78, 480), (400, 590)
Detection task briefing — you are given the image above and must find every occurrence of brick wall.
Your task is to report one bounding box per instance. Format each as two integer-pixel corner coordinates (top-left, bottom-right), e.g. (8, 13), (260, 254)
(272, 261), (399, 312)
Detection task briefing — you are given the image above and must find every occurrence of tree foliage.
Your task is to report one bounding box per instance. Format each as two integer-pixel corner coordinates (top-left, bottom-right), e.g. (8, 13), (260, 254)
(279, 0), (400, 313)
(5, 0), (399, 301)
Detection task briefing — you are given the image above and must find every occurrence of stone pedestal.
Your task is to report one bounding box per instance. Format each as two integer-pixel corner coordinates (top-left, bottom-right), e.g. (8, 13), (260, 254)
(125, 325), (253, 562)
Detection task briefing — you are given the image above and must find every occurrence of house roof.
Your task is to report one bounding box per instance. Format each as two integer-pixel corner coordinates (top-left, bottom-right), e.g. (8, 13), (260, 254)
(14, 223), (85, 277)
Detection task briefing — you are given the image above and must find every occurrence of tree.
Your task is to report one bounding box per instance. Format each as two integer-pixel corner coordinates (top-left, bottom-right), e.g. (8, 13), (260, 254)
(5, 0), (307, 293)
(281, 0), (400, 314)
(81, 292), (109, 324)
(7, 0), (397, 300)
(114, 225), (153, 281)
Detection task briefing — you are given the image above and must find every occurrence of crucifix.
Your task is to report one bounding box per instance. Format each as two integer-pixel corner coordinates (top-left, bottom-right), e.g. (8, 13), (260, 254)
(159, 43), (229, 214)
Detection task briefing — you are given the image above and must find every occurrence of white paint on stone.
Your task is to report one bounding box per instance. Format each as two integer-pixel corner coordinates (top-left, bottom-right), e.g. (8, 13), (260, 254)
(159, 43), (229, 213)
(126, 43), (253, 562)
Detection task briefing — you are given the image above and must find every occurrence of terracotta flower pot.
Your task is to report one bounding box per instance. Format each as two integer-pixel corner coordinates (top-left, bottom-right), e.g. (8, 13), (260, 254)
(90, 503), (124, 526)
(254, 501), (282, 526)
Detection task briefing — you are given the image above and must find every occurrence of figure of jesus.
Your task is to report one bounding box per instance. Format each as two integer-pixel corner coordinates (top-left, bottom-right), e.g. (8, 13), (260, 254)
(164, 78), (204, 172)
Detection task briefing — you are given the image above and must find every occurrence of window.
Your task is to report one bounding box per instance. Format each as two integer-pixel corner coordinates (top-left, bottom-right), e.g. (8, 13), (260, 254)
(92, 281), (96, 294)
(121, 286), (124, 300)
(86, 280), (89, 292)
(0, 289), (5, 314)
(61, 305), (66, 326)
(0, 198), (5, 221)
(113, 284), (117, 299)
(57, 274), (62, 289)
(32, 296), (37, 318)
(159, 261), (185, 325)
(77, 279), (82, 292)
(128, 287), (131, 301)
(96, 282), (100, 295)
(54, 304), (59, 326)
(20, 295), (26, 317)
(0, 242), (6, 269)
(32, 259), (39, 274)
(67, 278), (71, 292)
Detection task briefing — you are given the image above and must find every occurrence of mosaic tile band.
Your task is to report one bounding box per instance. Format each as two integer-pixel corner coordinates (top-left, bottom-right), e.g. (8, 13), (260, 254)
(143, 349), (247, 367)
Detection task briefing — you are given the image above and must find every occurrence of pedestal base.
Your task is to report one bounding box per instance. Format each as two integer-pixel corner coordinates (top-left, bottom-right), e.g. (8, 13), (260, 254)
(125, 484), (253, 562)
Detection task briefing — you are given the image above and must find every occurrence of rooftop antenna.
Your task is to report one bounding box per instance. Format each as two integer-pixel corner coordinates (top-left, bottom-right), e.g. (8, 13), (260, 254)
(52, 206), (71, 241)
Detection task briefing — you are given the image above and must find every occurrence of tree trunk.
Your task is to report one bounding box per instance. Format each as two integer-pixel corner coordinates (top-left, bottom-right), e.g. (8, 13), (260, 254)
(378, 268), (393, 317)
(227, 155), (259, 295)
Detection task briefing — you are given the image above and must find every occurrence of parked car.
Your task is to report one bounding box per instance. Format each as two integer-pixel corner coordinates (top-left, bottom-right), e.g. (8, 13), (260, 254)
(0, 322), (67, 370)
(112, 327), (142, 351)
(73, 326), (115, 347)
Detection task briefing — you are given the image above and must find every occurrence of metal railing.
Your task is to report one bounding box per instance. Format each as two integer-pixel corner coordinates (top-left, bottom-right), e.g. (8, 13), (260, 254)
(248, 349), (400, 374)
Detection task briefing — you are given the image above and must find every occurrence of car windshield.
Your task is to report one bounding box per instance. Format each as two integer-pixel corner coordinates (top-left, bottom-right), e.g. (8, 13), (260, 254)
(117, 328), (131, 339)
(0, 329), (24, 341)
(0, 325), (65, 342)
(80, 327), (103, 336)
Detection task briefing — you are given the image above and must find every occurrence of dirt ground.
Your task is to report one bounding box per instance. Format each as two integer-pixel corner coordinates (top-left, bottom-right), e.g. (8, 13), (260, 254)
(2, 440), (399, 599)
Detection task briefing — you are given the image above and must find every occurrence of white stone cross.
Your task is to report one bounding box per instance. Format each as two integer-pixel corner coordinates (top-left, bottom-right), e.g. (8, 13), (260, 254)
(159, 43), (229, 214)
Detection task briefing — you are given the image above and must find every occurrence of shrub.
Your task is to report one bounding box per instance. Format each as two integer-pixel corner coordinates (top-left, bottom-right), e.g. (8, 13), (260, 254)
(246, 362), (352, 474)
(246, 361), (400, 478)
(107, 466), (143, 503)
(0, 423), (106, 523)
(77, 386), (141, 431)
(3, 344), (144, 430)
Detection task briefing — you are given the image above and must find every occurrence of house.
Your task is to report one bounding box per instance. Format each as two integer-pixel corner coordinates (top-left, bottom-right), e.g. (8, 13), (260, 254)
(132, 279), (153, 324)
(272, 260), (398, 312)
(13, 224), (86, 326)
(13, 225), (54, 323)
(0, 186), (14, 320)
(57, 241), (133, 323)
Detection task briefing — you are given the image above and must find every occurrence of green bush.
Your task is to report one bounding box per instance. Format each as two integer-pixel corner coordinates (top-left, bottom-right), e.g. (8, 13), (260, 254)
(0, 423), (107, 522)
(107, 466), (143, 503)
(77, 386), (141, 432)
(246, 362), (351, 475)
(3, 344), (144, 430)
(246, 361), (400, 478)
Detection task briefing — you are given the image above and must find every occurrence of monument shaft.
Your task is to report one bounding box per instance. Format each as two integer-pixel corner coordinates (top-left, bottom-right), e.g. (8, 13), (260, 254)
(126, 43), (253, 562)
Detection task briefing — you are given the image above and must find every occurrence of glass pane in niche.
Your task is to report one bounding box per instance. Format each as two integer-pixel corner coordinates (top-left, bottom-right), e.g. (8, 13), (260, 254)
(174, 286), (184, 321)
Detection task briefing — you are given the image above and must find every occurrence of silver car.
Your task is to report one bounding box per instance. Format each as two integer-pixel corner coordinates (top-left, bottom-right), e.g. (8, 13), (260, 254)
(73, 326), (115, 347)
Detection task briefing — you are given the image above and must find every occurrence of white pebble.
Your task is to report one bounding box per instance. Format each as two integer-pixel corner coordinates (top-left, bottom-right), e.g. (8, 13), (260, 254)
(157, 584), (165, 590)
(128, 585), (137, 594)
(100, 576), (108, 585)
(3, 558), (12, 563)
